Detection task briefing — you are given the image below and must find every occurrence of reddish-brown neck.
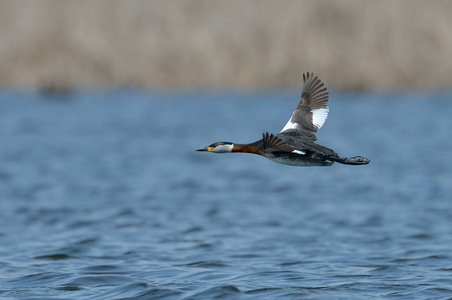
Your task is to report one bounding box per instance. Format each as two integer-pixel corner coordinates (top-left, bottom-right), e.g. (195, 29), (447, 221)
(232, 144), (264, 156)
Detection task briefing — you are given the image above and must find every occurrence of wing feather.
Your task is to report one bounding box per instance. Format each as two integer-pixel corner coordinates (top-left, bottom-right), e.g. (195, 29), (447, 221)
(262, 132), (295, 153)
(281, 72), (329, 133)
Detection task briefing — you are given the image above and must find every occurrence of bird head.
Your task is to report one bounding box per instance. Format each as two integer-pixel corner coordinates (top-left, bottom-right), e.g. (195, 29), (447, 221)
(196, 142), (234, 153)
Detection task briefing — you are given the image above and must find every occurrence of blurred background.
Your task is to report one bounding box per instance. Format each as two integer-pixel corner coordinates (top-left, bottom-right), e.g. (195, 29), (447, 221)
(2, 1), (452, 299)
(1, 0), (452, 91)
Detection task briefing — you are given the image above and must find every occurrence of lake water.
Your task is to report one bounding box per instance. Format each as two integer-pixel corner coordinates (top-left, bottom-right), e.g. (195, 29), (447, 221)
(0, 89), (451, 299)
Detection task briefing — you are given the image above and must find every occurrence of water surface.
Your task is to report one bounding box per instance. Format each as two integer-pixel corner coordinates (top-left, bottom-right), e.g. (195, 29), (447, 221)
(0, 90), (451, 299)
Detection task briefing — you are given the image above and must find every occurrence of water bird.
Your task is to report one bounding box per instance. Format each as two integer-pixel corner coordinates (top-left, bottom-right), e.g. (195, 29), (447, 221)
(197, 73), (370, 167)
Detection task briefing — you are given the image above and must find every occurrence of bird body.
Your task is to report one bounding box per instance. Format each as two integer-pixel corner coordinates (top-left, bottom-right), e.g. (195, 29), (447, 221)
(197, 73), (370, 167)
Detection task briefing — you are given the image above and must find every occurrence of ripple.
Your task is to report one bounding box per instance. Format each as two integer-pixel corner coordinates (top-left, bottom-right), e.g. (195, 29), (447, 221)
(279, 261), (305, 267)
(34, 253), (73, 260)
(408, 233), (433, 239)
(181, 226), (203, 234)
(128, 287), (183, 300)
(245, 287), (283, 294)
(8, 272), (70, 287)
(370, 265), (402, 273)
(80, 264), (126, 275)
(67, 275), (133, 287)
(177, 261), (230, 268)
(184, 285), (241, 300)
(83, 282), (159, 300)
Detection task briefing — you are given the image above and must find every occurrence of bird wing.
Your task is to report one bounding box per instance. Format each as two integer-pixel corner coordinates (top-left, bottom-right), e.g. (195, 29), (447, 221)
(263, 132), (306, 155)
(281, 72), (329, 133)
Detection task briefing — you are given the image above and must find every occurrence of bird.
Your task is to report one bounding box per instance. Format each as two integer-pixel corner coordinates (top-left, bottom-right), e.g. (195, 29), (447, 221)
(196, 73), (370, 167)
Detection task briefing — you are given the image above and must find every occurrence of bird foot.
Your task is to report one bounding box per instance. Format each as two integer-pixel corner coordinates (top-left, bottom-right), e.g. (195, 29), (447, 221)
(345, 156), (370, 165)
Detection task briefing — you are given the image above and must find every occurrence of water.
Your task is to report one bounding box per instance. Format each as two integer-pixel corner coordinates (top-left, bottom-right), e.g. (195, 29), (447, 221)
(0, 89), (451, 299)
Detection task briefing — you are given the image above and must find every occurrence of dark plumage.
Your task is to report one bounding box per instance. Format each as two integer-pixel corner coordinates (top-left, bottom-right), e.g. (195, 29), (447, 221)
(197, 72), (370, 167)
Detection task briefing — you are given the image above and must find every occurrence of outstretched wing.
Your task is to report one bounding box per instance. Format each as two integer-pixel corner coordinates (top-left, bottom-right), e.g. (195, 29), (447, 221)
(281, 72), (329, 133)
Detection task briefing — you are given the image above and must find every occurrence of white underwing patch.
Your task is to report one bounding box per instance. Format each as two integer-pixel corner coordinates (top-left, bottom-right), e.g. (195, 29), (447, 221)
(292, 150), (306, 155)
(311, 107), (329, 130)
(281, 113), (298, 132)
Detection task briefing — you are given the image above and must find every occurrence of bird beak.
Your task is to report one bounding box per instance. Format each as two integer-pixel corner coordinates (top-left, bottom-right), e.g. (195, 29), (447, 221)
(196, 146), (212, 152)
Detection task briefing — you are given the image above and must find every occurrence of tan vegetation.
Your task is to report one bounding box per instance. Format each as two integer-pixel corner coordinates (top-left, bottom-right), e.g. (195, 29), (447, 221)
(1, 0), (451, 90)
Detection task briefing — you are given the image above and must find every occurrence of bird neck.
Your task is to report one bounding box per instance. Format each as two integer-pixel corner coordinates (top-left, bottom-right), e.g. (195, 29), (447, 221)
(232, 141), (264, 155)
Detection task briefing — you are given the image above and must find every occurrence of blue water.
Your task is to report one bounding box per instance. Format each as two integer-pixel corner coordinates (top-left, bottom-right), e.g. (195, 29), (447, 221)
(0, 89), (451, 299)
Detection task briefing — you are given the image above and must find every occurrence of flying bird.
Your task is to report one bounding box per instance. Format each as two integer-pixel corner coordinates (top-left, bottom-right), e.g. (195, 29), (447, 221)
(197, 73), (370, 167)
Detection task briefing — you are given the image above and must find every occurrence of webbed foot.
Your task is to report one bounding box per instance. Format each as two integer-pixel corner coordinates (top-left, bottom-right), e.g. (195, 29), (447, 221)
(345, 156), (370, 165)
(333, 155), (370, 165)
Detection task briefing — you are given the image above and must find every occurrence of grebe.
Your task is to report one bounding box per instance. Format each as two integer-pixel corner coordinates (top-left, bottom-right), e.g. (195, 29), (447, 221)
(197, 73), (370, 167)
